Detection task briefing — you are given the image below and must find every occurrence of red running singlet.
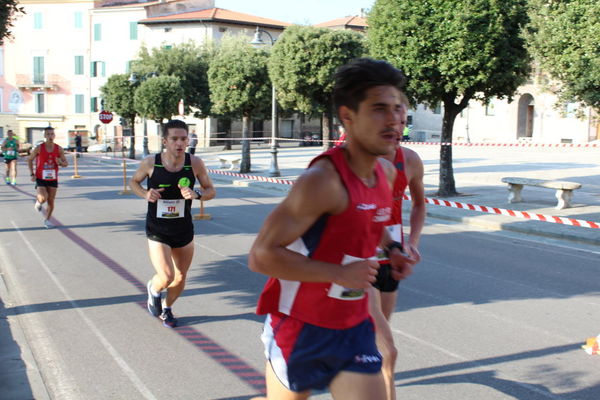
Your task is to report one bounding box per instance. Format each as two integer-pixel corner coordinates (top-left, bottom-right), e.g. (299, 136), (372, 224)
(35, 143), (60, 181)
(256, 146), (392, 329)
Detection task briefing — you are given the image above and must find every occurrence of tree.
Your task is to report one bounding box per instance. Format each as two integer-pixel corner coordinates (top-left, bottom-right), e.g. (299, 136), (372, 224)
(0, 0), (24, 45)
(132, 41), (213, 118)
(208, 36), (271, 173)
(100, 74), (138, 159)
(134, 75), (184, 142)
(269, 26), (365, 149)
(527, 0), (600, 111)
(369, 0), (531, 196)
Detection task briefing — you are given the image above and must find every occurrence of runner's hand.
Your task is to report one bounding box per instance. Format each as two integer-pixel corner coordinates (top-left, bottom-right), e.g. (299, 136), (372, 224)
(389, 248), (416, 281)
(146, 188), (164, 203)
(178, 185), (196, 200)
(334, 259), (379, 289)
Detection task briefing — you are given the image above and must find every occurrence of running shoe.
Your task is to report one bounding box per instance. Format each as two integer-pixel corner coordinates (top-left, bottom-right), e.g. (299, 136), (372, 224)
(34, 201), (42, 212)
(160, 308), (177, 328)
(4, 177), (9, 185)
(43, 220), (54, 229)
(10, 179), (16, 185)
(147, 280), (162, 317)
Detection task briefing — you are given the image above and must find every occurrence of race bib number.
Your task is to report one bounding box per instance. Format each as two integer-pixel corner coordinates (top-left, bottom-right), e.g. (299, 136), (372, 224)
(328, 254), (376, 301)
(5, 150), (15, 157)
(42, 169), (56, 180)
(157, 199), (184, 219)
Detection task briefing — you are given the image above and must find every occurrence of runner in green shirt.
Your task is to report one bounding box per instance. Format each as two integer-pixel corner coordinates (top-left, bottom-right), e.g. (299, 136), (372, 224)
(2, 130), (19, 185)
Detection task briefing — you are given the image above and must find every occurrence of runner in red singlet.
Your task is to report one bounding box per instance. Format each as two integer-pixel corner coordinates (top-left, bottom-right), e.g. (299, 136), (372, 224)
(27, 127), (68, 229)
(249, 58), (417, 400)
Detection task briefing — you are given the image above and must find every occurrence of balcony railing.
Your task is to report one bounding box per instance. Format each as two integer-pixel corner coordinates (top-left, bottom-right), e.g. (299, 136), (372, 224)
(16, 74), (60, 90)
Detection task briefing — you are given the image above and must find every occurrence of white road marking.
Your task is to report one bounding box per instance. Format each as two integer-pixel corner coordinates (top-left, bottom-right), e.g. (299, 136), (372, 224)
(12, 221), (158, 400)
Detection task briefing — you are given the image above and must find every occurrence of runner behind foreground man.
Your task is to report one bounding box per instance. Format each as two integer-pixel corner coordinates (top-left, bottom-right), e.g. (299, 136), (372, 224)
(27, 127), (68, 229)
(130, 119), (215, 328)
(2, 129), (19, 185)
(248, 58), (417, 400)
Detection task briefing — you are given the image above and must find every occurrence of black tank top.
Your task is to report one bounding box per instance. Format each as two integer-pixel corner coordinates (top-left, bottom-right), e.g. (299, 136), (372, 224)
(145, 153), (195, 236)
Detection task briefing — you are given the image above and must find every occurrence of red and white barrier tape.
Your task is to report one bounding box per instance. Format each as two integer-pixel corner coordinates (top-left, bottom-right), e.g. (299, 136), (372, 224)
(208, 168), (599, 229)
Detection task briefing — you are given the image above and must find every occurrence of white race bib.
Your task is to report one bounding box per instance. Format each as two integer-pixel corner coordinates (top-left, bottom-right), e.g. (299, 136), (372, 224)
(42, 169), (56, 180)
(328, 254), (376, 301)
(5, 150), (15, 157)
(156, 199), (184, 219)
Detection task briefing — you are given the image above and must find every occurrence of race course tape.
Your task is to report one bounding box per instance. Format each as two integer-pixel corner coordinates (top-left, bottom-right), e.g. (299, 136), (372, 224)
(208, 169), (600, 230)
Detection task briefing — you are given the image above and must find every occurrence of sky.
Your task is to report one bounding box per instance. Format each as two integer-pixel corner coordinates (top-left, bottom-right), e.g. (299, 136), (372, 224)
(215, 0), (375, 25)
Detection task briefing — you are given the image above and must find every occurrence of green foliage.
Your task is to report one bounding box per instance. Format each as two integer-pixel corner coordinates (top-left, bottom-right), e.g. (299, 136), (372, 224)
(100, 74), (137, 120)
(269, 25), (366, 114)
(208, 35), (271, 118)
(528, 0), (600, 111)
(369, 0), (531, 107)
(134, 75), (183, 122)
(0, 0), (24, 45)
(132, 41), (213, 118)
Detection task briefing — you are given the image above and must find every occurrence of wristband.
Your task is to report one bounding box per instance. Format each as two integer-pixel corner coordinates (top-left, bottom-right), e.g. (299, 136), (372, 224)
(384, 241), (404, 258)
(193, 189), (202, 199)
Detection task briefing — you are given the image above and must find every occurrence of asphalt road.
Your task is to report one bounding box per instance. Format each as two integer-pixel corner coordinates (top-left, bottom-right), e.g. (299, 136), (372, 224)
(0, 157), (599, 400)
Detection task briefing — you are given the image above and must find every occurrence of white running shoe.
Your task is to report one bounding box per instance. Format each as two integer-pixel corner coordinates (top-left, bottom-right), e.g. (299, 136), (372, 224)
(34, 201), (42, 212)
(43, 220), (53, 229)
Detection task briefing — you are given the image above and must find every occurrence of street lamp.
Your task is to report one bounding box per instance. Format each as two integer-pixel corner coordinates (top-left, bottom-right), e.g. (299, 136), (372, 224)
(250, 26), (280, 177)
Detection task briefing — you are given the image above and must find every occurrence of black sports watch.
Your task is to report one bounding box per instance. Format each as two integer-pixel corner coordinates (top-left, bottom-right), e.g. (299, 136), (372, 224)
(193, 189), (202, 200)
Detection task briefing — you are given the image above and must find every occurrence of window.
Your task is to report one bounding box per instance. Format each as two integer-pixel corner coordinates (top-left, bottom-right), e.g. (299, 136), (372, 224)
(74, 11), (82, 29)
(90, 97), (99, 112)
(125, 60), (132, 74)
(74, 55), (84, 75)
(35, 93), (45, 113)
(34, 12), (42, 29)
(130, 22), (138, 40)
(90, 61), (105, 77)
(564, 103), (578, 118)
(164, 45), (172, 50)
(94, 23), (101, 41)
(432, 103), (442, 114)
(33, 57), (44, 84)
(75, 94), (84, 113)
(485, 102), (496, 116)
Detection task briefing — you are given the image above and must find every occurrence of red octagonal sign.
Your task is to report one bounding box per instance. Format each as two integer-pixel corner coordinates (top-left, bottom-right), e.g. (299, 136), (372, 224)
(99, 110), (113, 124)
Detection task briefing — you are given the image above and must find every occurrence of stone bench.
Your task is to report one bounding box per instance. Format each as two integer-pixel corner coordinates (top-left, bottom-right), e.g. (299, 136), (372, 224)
(218, 155), (241, 170)
(501, 177), (582, 210)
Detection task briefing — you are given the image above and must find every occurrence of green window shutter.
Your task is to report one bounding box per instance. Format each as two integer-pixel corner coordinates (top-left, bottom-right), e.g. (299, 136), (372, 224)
(74, 12), (82, 29)
(34, 13), (42, 29)
(90, 61), (97, 77)
(33, 57), (44, 84)
(36, 93), (45, 113)
(94, 23), (101, 41)
(130, 22), (138, 40)
(75, 94), (84, 113)
(74, 56), (83, 75)
(101, 61), (106, 77)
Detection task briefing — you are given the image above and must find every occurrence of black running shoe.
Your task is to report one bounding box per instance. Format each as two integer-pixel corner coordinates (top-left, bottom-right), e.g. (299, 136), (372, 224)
(147, 280), (162, 317)
(160, 308), (177, 328)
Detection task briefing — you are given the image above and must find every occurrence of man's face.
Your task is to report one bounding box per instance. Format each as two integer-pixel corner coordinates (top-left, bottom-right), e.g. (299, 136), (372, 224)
(7, 130), (14, 139)
(44, 129), (55, 141)
(163, 128), (189, 156)
(343, 85), (405, 156)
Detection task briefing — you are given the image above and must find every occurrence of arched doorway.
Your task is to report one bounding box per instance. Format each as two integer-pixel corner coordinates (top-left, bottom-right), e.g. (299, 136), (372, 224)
(517, 94), (534, 138)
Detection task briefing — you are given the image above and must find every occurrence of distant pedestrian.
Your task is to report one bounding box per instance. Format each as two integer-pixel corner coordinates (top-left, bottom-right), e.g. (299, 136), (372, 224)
(334, 125), (346, 146)
(130, 119), (215, 328)
(74, 132), (82, 157)
(2, 129), (19, 185)
(28, 127), (68, 229)
(402, 126), (410, 141)
(249, 58), (414, 399)
(188, 131), (198, 155)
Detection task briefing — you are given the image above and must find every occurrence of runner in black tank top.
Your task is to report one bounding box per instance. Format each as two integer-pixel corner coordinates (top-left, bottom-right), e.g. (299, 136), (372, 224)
(130, 119), (216, 328)
(146, 152), (195, 246)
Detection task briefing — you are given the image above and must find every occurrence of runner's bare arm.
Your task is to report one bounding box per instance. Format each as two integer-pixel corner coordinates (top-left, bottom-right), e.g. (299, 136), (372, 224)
(249, 159), (379, 289)
(191, 156), (216, 201)
(129, 156), (162, 202)
(402, 147), (426, 263)
(27, 146), (40, 180)
(58, 147), (68, 167)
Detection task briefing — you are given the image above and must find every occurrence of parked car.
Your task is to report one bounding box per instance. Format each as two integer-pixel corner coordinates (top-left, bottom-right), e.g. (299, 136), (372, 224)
(87, 140), (127, 153)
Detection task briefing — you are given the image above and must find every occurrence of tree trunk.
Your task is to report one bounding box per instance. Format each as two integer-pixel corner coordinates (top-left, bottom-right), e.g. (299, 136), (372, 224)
(128, 124), (136, 160)
(224, 119), (232, 151)
(240, 115), (251, 173)
(437, 102), (460, 197)
(322, 108), (333, 150)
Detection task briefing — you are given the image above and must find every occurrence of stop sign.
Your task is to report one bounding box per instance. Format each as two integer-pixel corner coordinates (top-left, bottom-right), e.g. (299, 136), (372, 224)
(99, 110), (113, 124)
